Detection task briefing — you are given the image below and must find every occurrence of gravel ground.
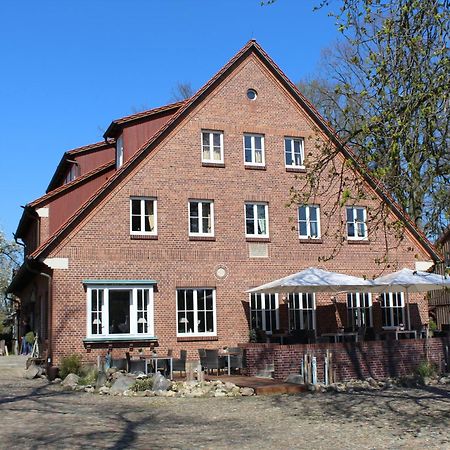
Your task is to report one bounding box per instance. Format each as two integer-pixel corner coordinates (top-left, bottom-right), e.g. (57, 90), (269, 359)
(0, 357), (449, 449)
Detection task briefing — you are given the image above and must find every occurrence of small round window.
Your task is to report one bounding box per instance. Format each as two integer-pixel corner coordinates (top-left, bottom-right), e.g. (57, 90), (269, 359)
(246, 88), (257, 101)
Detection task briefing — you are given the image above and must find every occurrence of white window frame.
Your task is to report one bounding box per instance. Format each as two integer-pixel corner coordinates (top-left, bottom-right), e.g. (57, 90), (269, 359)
(245, 202), (269, 238)
(298, 205), (321, 239)
(201, 130), (224, 164)
(176, 288), (217, 337)
(249, 293), (279, 334)
(86, 285), (154, 339)
(130, 197), (157, 236)
(243, 133), (265, 167)
(346, 206), (368, 240)
(381, 292), (405, 329)
(284, 137), (305, 168)
(346, 292), (373, 329)
(116, 135), (124, 169)
(188, 200), (214, 237)
(288, 293), (316, 331)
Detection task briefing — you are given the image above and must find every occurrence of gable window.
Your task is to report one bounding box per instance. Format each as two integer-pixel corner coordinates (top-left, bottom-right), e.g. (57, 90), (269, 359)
(86, 284), (154, 338)
(346, 206), (368, 240)
(298, 205), (320, 239)
(288, 293), (316, 330)
(250, 293), (279, 333)
(116, 135), (124, 169)
(285, 137), (305, 168)
(189, 200), (214, 236)
(347, 293), (372, 330)
(381, 292), (405, 328)
(244, 134), (265, 166)
(177, 288), (216, 336)
(130, 198), (157, 236)
(202, 131), (224, 164)
(245, 202), (269, 238)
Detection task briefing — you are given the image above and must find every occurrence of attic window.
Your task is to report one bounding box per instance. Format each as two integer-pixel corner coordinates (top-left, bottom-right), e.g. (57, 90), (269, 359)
(246, 89), (257, 101)
(116, 135), (124, 169)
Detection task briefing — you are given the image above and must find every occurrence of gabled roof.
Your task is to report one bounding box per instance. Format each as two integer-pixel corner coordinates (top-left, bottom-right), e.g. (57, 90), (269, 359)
(103, 100), (187, 139)
(26, 40), (441, 262)
(47, 140), (115, 193)
(16, 160), (114, 239)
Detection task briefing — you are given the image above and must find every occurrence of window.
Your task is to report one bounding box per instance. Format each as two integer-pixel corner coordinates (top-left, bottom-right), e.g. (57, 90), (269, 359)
(288, 293), (316, 330)
(189, 200), (214, 237)
(285, 137), (304, 168)
(381, 292), (405, 328)
(250, 293), (279, 333)
(346, 207), (368, 240)
(245, 203), (269, 238)
(347, 293), (372, 330)
(244, 134), (265, 166)
(298, 205), (320, 239)
(246, 88), (257, 100)
(116, 135), (124, 169)
(130, 198), (157, 235)
(177, 288), (216, 336)
(201, 131), (224, 163)
(86, 285), (154, 338)
(64, 163), (77, 184)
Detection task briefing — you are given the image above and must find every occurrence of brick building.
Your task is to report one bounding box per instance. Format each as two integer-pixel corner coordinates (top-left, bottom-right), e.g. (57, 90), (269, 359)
(7, 41), (441, 367)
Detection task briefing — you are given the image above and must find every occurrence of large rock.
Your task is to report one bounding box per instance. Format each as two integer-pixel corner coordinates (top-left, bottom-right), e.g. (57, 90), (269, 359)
(23, 364), (42, 380)
(61, 373), (80, 389)
(110, 376), (136, 393)
(152, 373), (172, 391)
(240, 387), (255, 396)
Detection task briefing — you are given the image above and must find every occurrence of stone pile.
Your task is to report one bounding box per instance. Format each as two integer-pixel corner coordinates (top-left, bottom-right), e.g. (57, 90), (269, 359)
(58, 368), (256, 397)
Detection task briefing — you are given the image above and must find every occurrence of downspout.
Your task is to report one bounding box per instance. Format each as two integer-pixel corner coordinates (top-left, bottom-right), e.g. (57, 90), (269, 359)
(25, 259), (53, 366)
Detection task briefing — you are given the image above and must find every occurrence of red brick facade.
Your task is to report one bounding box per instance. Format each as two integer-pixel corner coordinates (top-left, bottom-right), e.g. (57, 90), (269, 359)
(243, 337), (449, 381)
(10, 42), (438, 367)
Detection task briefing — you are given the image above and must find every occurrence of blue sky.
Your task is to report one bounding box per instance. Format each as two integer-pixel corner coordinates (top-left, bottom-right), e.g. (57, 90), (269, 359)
(0, 0), (340, 239)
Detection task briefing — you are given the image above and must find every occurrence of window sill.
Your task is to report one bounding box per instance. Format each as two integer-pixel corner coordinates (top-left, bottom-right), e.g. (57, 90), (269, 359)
(83, 336), (158, 351)
(347, 239), (370, 245)
(244, 165), (266, 171)
(177, 336), (218, 342)
(299, 238), (323, 244)
(202, 162), (225, 168)
(246, 237), (270, 243)
(286, 167), (306, 173)
(189, 235), (216, 241)
(130, 234), (158, 240)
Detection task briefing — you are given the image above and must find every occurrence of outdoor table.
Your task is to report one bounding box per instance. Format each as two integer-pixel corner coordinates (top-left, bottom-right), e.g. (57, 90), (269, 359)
(321, 332), (358, 343)
(146, 356), (173, 379)
(380, 329), (417, 340)
(218, 351), (240, 376)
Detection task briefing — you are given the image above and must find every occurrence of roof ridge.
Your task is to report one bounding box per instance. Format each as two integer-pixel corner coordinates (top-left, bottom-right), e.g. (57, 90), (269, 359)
(67, 140), (114, 156)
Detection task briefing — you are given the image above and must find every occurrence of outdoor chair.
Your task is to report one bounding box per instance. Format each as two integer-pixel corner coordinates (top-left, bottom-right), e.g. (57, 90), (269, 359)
(198, 348), (207, 371)
(226, 347), (244, 374)
(172, 350), (187, 377)
(204, 349), (226, 375)
(126, 352), (146, 374)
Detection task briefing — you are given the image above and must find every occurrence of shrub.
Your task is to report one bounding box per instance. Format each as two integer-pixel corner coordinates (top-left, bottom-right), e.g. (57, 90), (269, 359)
(78, 365), (98, 386)
(415, 360), (438, 380)
(59, 354), (82, 379)
(131, 378), (154, 392)
(428, 319), (437, 333)
(25, 331), (35, 344)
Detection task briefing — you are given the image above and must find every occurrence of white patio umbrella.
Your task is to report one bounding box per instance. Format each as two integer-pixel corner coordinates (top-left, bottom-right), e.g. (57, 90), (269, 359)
(369, 268), (450, 330)
(246, 267), (373, 294)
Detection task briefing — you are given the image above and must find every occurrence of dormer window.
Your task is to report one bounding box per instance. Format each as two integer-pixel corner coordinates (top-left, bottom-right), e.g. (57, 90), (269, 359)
(64, 163), (77, 184)
(116, 135), (124, 169)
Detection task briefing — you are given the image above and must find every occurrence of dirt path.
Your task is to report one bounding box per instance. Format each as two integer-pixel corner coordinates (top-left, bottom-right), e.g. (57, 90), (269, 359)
(0, 356), (449, 449)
